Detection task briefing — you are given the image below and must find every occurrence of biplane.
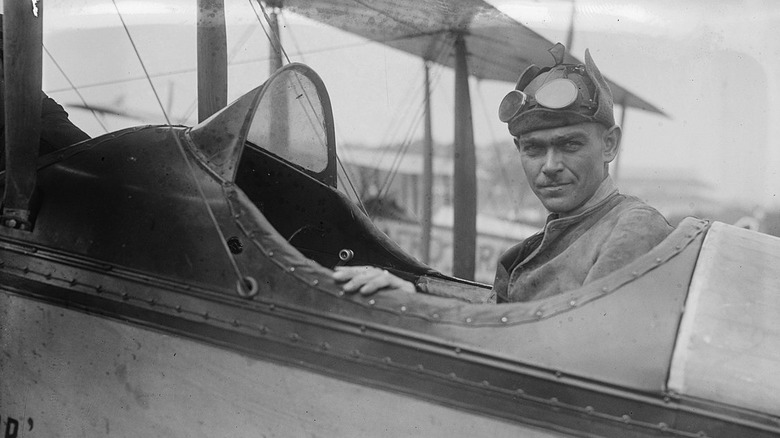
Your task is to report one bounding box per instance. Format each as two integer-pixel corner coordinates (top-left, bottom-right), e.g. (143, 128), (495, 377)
(1, 1), (779, 437)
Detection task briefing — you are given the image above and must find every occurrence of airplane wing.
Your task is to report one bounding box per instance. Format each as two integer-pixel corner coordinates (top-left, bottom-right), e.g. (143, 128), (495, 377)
(284, 0), (666, 116)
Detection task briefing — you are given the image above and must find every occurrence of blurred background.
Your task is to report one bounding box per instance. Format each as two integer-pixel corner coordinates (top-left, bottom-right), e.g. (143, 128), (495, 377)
(16, 0), (780, 281)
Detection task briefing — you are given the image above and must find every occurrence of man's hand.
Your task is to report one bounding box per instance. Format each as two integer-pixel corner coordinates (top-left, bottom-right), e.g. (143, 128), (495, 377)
(332, 266), (416, 295)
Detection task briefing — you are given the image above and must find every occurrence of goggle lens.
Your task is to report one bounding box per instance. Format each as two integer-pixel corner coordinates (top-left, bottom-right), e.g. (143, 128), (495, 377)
(498, 90), (527, 123)
(535, 78), (578, 109)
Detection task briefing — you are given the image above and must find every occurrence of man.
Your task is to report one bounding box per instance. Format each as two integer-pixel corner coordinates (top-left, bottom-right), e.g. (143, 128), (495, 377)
(0, 14), (90, 169)
(333, 43), (672, 303)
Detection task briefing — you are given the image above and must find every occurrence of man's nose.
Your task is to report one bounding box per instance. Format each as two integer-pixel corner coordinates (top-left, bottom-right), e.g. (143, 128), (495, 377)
(541, 149), (564, 175)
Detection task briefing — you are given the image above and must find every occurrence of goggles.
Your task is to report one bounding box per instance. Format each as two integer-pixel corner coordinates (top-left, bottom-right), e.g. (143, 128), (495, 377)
(498, 66), (596, 123)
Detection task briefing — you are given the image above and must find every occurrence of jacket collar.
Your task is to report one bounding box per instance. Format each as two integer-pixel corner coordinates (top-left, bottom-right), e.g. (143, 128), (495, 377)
(548, 175), (619, 222)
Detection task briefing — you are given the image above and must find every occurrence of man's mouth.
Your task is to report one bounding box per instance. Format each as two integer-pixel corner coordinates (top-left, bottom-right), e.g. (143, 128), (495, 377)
(538, 182), (571, 189)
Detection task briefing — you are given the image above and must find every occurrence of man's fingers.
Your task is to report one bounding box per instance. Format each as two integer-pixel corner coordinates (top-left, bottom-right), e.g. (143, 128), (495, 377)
(333, 266), (385, 293)
(357, 271), (393, 295)
(332, 266), (414, 295)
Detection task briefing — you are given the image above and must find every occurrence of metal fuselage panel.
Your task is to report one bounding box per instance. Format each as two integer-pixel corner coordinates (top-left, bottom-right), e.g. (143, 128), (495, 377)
(0, 292), (565, 438)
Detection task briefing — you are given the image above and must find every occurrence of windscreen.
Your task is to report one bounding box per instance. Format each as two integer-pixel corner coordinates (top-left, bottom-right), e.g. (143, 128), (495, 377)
(246, 68), (329, 174)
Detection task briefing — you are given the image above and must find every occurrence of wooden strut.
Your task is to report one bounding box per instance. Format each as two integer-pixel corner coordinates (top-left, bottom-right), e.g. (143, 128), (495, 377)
(452, 34), (477, 280)
(197, 0), (228, 122)
(2, 0), (44, 230)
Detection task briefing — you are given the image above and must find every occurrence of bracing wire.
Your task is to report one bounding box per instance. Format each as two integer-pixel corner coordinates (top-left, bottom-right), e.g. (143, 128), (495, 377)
(43, 45), (109, 133)
(248, 0), (368, 215)
(374, 33), (455, 205)
(279, 10), (365, 213)
(180, 24), (259, 124)
(111, 0), (248, 286)
(474, 80), (523, 221)
(250, 0), (292, 65)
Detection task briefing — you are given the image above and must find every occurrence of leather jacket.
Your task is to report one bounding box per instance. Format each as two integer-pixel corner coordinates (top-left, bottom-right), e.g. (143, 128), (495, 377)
(493, 186), (673, 303)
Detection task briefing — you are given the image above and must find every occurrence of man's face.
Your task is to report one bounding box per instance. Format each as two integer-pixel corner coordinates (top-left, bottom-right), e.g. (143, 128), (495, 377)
(515, 122), (619, 215)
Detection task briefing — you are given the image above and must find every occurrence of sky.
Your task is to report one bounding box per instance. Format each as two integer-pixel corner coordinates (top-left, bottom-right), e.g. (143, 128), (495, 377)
(5, 0), (780, 208)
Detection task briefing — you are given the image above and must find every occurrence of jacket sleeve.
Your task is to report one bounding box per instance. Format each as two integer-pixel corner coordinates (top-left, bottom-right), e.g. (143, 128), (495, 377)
(584, 207), (673, 284)
(40, 91), (90, 149)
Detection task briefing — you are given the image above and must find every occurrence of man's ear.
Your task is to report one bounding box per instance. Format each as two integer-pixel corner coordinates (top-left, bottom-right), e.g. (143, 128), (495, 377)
(602, 125), (621, 163)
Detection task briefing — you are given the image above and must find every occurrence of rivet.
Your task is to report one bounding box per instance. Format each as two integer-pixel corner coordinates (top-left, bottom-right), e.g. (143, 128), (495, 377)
(622, 414), (631, 423)
(360, 325), (367, 332)
(569, 300), (577, 307)
(432, 313), (440, 319)
(148, 298), (156, 306)
(555, 371), (562, 378)
(203, 311), (209, 320)
(95, 285), (103, 294)
(416, 364), (424, 371)
(500, 316), (508, 323)
(663, 396), (671, 403)
(368, 299), (376, 306)
(351, 349), (360, 358)
(631, 271), (639, 277)
(121, 293), (129, 301)
(319, 342), (330, 351)
(465, 317), (472, 324)
(448, 372), (457, 379)
(338, 291), (345, 297)
(675, 245), (682, 250)
(269, 304), (276, 310)
(289, 266), (295, 272)
(383, 357), (391, 363)
(697, 431), (708, 437)
(268, 251), (274, 257)
(454, 347), (462, 354)
(290, 333), (299, 342)
(175, 305), (182, 313)
(516, 388), (525, 394)
(481, 380), (490, 386)
(400, 305), (407, 312)
(232, 319), (240, 327)
(535, 310), (543, 317)
(601, 286), (609, 293)
(585, 406), (594, 414)
(312, 279), (319, 286)
(44, 272), (52, 279)
(655, 257), (662, 263)
(658, 423), (669, 431)
(550, 397), (559, 404)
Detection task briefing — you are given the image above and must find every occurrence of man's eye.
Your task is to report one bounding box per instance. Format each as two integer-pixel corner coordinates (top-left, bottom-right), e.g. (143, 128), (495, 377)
(562, 141), (582, 151)
(522, 145), (544, 156)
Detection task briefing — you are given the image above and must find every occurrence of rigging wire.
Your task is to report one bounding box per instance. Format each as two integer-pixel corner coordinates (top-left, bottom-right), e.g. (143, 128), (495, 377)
(250, 0), (292, 65)
(280, 12), (366, 214)
(180, 24), (260, 124)
(374, 33), (454, 205)
(474, 80), (523, 221)
(110, 0), (248, 289)
(43, 45), (109, 133)
(248, 0), (368, 215)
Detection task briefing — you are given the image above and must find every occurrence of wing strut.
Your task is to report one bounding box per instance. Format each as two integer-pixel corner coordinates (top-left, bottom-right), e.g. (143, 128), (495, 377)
(1, 1), (43, 231)
(452, 34), (477, 280)
(197, 0), (228, 122)
(421, 61), (433, 264)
